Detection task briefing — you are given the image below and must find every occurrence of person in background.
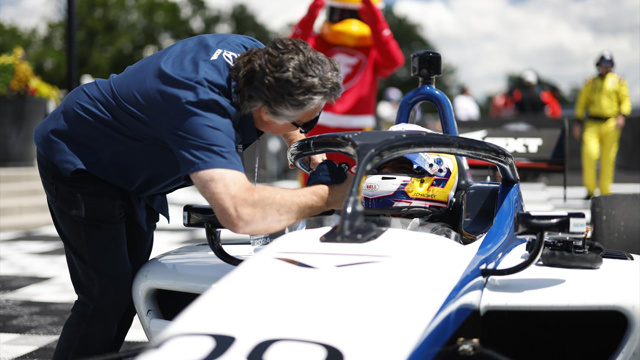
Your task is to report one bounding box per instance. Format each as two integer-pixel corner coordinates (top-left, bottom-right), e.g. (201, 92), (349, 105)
(34, 35), (349, 360)
(573, 50), (632, 199)
(489, 91), (516, 119)
(511, 69), (562, 118)
(453, 85), (481, 121)
(376, 86), (403, 129)
(291, 0), (405, 180)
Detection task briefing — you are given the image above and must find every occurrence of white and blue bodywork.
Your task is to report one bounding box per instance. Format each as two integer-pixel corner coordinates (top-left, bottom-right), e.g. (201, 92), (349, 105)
(132, 51), (639, 360)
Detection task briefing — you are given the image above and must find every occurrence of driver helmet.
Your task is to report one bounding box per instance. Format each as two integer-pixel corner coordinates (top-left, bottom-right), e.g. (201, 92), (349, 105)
(321, 0), (383, 48)
(362, 124), (459, 213)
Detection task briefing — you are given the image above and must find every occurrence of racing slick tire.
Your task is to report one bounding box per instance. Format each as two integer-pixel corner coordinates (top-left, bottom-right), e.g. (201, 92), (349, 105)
(591, 193), (640, 255)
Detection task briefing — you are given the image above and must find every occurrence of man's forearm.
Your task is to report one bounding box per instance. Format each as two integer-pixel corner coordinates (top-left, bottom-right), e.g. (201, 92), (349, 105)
(191, 168), (340, 235)
(239, 184), (332, 234)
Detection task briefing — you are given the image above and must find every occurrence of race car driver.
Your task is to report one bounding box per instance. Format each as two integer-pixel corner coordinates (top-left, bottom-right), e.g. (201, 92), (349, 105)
(291, 0), (405, 181)
(362, 124), (462, 243)
(34, 36), (350, 360)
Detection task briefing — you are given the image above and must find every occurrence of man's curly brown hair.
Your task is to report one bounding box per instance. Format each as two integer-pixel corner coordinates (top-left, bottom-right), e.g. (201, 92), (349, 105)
(230, 38), (342, 121)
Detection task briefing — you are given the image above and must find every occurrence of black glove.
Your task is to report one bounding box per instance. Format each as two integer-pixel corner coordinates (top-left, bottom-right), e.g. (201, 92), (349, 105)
(307, 160), (348, 187)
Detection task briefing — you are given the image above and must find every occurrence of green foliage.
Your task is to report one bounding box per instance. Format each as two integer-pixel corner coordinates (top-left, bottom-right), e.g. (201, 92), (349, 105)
(0, 0), (273, 90)
(0, 61), (14, 95)
(0, 0), (446, 102)
(0, 23), (37, 54)
(229, 4), (275, 44)
(24, 22), (67, 90)
(70, 0), (222, 81)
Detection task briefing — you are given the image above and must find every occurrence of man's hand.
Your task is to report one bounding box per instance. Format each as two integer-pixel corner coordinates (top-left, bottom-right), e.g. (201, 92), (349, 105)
(283, 130), (306, 169)
(572, 122), (582, 140)
(307, 160), (348, 186)
(306, 160), (353, 210)
(309, 153), (327, 170)
(281, 129), (305, 147)
(283, 129), (327, 171)
(288, 154), (327, 170)
(326, 172), (354, 210)
(616, 114), (626, 130)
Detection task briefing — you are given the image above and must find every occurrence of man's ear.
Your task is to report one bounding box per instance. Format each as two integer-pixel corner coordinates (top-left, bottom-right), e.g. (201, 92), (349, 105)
(252, 106), (269, 130)
(258, 106), (269, 120)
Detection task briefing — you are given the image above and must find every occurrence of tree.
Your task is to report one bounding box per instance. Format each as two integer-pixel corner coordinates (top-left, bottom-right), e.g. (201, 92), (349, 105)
(68, 0), (222, 85)
(0, 23), (37, 54)
(25, 22), (67, 89)
(2, 1), (453, 102)
(0, 0), (275, 91)
(228, 4), (275, 45)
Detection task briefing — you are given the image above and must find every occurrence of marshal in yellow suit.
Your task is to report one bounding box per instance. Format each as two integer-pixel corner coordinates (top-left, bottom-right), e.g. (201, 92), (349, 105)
(573, 51), (632, 198)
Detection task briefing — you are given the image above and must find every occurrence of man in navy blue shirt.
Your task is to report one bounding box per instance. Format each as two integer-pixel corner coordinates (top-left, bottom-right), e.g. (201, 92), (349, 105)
(34, 35), (347, 359)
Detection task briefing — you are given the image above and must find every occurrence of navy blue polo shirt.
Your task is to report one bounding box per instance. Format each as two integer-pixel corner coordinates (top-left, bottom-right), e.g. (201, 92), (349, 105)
(34, 34), (264, 220)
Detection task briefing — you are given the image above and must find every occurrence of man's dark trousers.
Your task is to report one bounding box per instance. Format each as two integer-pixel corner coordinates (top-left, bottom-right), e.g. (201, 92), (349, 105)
(37, 153), (158, 360)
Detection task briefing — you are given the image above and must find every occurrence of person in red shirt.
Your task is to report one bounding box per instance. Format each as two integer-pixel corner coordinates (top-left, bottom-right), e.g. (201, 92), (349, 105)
(291, 0), (405, 181)
(510, 69), (562, 118)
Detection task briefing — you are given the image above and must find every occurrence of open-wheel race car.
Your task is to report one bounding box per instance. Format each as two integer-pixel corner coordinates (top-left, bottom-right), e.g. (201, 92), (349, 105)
(131, 51), (639, 360)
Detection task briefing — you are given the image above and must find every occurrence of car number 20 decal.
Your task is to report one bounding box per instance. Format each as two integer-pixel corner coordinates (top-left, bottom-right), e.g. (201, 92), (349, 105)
(138, 334), (344, 360)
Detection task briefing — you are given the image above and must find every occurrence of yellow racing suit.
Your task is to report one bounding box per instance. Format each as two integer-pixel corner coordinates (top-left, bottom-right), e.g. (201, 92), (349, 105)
(575, 72), (632, 196)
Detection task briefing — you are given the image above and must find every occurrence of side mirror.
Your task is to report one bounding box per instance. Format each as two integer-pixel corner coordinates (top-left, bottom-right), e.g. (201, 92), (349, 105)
(183, 205), (242, 266)
(183, 204), (224, 229)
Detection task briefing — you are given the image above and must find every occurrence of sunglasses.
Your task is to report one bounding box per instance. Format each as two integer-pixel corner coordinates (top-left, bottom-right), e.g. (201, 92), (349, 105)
(291, 111), (321, 134)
